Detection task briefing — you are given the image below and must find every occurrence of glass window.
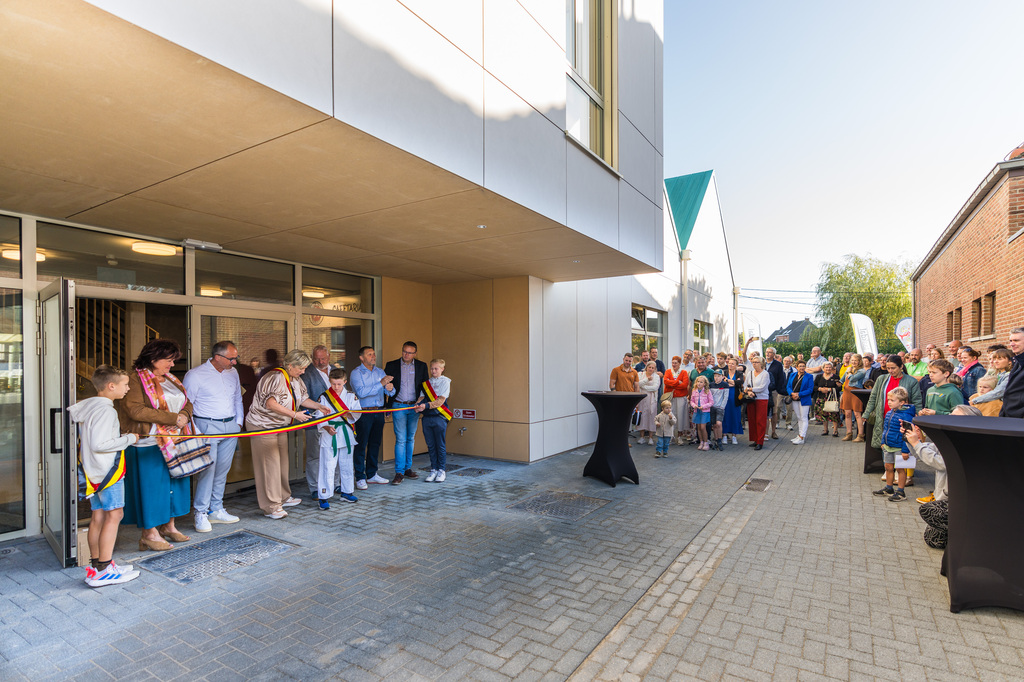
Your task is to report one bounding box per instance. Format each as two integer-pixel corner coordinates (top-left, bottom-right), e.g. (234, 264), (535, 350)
(195, 251), (293, 304)
(0, 289), (24, 533)
(0, 216), (22, 279)
(566, 0), (611, 162)
(301, 267), (373, 314)
(632, 304), (665, 354)
(37, 223), (183, 293)
(693, 321), (712, 353)
(302, 314), (373, 373)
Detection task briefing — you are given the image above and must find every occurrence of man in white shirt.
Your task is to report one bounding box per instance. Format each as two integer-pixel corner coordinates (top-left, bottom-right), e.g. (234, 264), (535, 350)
(805, 346), (828, 374)
(183, 340), (244, 532)
(680, 349), (695, 372)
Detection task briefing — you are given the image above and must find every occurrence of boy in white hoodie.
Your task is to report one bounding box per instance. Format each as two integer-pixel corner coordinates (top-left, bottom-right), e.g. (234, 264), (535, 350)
(69, 365), (140, 587)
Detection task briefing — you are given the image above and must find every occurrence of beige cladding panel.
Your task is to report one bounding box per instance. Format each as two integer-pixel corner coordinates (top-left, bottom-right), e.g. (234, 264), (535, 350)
(492, 422), (530, 463)
(491, 277), (530, 424)
(381, 278), (433, 362)
(433, 280), (494, 425)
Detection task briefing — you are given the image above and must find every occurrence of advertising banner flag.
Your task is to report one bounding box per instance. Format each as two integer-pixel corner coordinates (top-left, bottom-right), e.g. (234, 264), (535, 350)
(894, 317), (913, 352)
(849, 313), (878, 356)
(742, 314), (763, 358)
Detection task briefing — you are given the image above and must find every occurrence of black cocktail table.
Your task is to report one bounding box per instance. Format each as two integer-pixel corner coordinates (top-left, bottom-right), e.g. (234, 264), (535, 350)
(915, 415), (1024, 613)
(581, 391), (644, 487)
(852, 388), (883, 473)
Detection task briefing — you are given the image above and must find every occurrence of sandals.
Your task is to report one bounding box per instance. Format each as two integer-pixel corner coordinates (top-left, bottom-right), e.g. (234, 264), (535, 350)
(139, 536), (173, 552)
(158, 526), (191, 543)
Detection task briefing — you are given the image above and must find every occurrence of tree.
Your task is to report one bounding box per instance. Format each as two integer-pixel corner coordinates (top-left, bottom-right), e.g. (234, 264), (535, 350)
(814, 255), (913, 355)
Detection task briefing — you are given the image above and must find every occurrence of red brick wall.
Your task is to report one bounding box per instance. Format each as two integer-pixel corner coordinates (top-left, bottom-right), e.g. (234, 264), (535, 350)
(915, 169), (1024, 350)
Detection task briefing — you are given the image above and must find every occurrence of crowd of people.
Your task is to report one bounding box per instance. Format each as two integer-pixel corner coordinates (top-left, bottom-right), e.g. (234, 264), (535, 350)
(610, 326), (1024, 549)
(73, 338), (452, 587)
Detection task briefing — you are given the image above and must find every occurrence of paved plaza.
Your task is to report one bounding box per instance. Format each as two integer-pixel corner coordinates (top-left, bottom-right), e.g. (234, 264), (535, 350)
(2, 429), (1023, 681)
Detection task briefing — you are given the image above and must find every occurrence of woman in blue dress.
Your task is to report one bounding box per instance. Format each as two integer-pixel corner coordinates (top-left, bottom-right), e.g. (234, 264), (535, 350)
(722, 357), (744, 444)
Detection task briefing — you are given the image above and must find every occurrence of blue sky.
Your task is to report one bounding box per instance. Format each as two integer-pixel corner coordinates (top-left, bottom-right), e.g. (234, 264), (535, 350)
(663, 0), (1024, 335)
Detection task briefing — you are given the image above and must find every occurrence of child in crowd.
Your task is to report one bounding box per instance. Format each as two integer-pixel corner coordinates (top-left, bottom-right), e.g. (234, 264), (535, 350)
(919, 359), (964, 416)
(69, 365), (140, 587)
(653, 401), (676, 458)
(969, 375), (1002, 416)
(316, 368), (361, 509)
(710, 370), (729, 451)
(873, 387), (917, 502)
(690, 376), (713, 451)
(417, 359), (452, 482)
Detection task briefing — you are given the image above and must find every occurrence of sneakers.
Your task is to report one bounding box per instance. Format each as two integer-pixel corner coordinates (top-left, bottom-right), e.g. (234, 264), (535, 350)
(731, 436), (738, 445)
(208, 509), (239, 524)
(194, 511), (212, 533)
(873, 487), (893, 496)
(435, 470), (446, 483)
(368, 474), (389, 485)
(391, 473), (404, 485)
(889, 490), (907, 502)
(791, 437), (805, 445)
(356, 479), (368, 490)
(340, 493), (358, 503)
(282, 497), (302, 507)
(425, 470), (438, 482)
(916, 493), (935, 504)
(319, 499), (330, 510)
(264, 510), (288, 519)
(85, 559), (134, 581)
(86, 564), (140, 588)
(786, 424), (793, 430)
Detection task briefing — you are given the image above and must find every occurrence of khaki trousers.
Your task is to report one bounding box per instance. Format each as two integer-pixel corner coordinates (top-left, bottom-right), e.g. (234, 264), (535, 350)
(251, 432), (292, 514)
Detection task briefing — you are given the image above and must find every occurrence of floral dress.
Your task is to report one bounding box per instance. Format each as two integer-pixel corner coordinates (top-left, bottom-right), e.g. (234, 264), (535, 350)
(812, 373), (842, 426)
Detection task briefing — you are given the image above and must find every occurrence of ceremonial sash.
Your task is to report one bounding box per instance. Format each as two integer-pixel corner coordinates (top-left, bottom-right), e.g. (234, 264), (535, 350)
(81, 450), (126, 497)
(422, 380), (453, 421)
(321, 388), (355, 453)
(275, 368), (298, 414)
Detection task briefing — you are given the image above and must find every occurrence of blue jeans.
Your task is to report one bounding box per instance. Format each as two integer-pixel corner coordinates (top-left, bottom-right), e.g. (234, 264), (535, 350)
(422, 414), (448, 471)
(353, 411), (385, 481)
(392, 407), (420, 474)
(193, 417), (239, 513)
(656, 436), (671, 453)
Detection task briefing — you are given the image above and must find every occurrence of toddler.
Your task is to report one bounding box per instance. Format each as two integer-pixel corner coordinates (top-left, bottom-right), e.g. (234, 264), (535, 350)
(653, 401), (676, 458)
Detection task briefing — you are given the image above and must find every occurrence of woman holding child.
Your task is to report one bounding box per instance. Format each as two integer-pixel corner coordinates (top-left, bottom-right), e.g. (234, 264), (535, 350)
(636, 362), (661, 445)
(118, 339), (195, 552)
(663, 356), (691, 445)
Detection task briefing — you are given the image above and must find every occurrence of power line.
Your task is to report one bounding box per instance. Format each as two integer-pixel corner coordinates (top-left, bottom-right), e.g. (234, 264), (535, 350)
(739, 295), (816, 305)
(742, 287), (910, 295)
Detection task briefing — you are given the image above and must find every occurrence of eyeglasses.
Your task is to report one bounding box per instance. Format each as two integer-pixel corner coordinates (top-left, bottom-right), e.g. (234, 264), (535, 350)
(216, 354), (239, 363)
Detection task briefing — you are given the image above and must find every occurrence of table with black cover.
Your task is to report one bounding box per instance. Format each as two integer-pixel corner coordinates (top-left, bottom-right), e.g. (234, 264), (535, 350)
(852, 388), (884, 473)
(915, 415), (1024, 613)
(581, 391), (644, 487)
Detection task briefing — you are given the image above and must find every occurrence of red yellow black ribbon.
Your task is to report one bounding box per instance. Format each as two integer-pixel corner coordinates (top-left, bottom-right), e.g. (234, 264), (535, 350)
(422, 380), (453, 421)
(80, 450), (126, 496)
(163, 405), (419, 439)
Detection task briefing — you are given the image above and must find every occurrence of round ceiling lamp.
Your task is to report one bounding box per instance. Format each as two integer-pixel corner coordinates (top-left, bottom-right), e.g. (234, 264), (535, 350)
(131, 241), (177, 257)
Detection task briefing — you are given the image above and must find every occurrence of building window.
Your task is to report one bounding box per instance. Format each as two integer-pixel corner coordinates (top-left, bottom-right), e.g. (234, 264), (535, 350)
(971, 298), (982, 338)
(946, 311), (953, 343)
(952, 307), (962, 342)
(983, 291), (996, 336)
(631, 304), (664, 357)
(566, 0), (614, 164)
(693, 321), (712, 353)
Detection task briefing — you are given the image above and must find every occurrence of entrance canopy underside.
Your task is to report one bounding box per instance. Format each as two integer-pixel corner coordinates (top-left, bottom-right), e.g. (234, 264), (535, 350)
(0, 0), (654, 284)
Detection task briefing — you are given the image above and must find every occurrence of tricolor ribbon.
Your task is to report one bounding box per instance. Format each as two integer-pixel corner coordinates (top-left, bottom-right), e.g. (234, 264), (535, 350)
(422, 380), (453, 421)
(162, 404), (419, 439)
(80, 450), (126, 497)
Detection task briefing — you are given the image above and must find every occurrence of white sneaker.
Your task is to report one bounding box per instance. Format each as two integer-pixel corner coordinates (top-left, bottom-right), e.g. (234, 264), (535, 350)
(282, 497), (302, 507)
(208, 509), (239, 524)
(86, 564), (140, 587)
(425, 470), (437, 482)
(787, 424), (793, 430)
(356, 479), (368, 490)
(435, 470), (446, 483)
(791, 437), (805, 445)
(368, 474), (389, 485)
(264, 510), (288, 519)
(731, 436), (738, 445)
(194, 511), (211, 533)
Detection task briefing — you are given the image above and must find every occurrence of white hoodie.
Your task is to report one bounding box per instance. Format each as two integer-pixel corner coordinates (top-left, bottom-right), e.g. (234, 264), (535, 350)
(68, 396), (137, 488)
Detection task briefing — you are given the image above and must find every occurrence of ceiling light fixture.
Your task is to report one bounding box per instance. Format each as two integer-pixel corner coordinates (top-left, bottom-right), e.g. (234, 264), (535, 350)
(2, 249), (45, 262)
(477, 224), (487, 229)
(199, 287), (223, 297)
(571, 260), (581, 263)
(302, 290), (326, 299)
(131, 241), (177, 257)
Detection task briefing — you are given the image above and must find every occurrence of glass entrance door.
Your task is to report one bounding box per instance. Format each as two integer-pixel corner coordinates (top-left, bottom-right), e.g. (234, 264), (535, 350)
(39, 278), (77, 567)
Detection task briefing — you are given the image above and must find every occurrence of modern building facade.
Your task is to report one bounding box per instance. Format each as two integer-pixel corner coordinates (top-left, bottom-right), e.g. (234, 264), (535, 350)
(912, 153), (1024, 351)
(1, 1), (744, 566)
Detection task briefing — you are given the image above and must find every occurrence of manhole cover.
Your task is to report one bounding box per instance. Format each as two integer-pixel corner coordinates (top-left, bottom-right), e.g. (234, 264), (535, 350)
(507, 491), (609, 521)
(136, 531), (294, 584)
(453, 467), (494, 477)
(744, 478), (772, 492)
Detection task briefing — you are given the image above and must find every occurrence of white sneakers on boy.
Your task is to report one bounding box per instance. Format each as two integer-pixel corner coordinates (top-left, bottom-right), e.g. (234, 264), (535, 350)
(194, 511), (212, 533)
(425, 470), (438, 482)
(86, 564), (139, 587)
(368, 474), (389, 485)
(356, 479), (368, 490)
(435, 470), (446, 483)
(208, 509), (239, 524)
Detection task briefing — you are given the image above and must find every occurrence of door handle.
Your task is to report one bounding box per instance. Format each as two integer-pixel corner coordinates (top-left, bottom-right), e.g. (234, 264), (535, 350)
(49, 407), (62, 454)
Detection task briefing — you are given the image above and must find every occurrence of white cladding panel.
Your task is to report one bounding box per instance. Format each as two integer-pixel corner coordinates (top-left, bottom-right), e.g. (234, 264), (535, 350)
(617, 0), (658, 149)
(398, 0), (483, 64)
(617, 113), (658, 205)
(334, 2), (485, 184)
(517, 0), (567, 51)
(566, 143), (619, 248)
(618, 183), (659, 264)
(541, 281), (578, 420)
(84, 0), (334, 115)
(483, 74), (567, 223)
(483, 0), (566, 129)
(543, 416), (578, 458)
(575, 278), (611, 412)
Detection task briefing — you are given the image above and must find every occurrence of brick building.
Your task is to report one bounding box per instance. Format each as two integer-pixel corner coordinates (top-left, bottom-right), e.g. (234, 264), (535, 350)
(912, 153), (1024, 350)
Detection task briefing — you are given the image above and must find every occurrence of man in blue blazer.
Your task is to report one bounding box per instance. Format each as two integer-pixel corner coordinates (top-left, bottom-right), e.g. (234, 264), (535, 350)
(383, 341), (430, 484)
(787, 359), (816, 444)
(302, 345), (332, 497)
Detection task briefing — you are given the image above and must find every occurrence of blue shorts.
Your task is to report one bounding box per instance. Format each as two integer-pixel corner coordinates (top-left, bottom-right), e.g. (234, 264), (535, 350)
(89, 479), (125, 511)
(693, 411), (710, 425)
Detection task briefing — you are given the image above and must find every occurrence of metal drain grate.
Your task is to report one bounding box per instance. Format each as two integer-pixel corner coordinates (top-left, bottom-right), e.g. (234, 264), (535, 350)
(136, 531), (294, 584)
(744, 478), (772, 492)
(507, 491), (609, 521)
(453, 467), (494, 477)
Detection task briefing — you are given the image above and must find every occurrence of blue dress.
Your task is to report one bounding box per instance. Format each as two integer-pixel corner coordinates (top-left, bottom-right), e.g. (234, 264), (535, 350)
(723, 373), (743, 435)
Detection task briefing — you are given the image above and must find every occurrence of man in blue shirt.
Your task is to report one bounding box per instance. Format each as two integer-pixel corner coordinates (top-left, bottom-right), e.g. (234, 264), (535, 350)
(350, 346), (395, 489)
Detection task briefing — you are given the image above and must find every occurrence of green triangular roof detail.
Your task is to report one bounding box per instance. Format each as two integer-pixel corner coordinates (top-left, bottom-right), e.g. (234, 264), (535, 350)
(664, 170), (713, 251)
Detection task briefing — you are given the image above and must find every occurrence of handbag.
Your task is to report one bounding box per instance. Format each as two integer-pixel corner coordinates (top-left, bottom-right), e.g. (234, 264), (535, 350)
(165, 418), (213, 478)
(823, 388), (839, 413)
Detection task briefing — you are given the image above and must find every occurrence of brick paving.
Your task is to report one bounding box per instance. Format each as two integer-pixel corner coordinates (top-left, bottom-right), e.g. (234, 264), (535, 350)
(1, 427), (1022, 681)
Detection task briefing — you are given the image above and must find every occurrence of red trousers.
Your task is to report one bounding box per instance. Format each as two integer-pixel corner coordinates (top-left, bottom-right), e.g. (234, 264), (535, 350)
(747, 399), (768, 445)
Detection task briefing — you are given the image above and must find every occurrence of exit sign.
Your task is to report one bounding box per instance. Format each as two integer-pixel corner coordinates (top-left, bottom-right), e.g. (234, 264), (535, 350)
(454, 409), (476, 420)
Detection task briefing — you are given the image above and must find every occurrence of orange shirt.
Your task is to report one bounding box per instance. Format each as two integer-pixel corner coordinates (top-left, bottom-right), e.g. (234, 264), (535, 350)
(610, 365), (639, 392)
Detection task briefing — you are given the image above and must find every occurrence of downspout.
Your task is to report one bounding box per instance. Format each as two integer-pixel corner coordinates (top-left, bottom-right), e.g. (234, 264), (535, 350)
(680, 249), (690, 349)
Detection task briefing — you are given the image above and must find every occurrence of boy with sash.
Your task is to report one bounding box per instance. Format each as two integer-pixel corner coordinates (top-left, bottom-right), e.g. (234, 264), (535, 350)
(316, 368), (361, 509)
(69, 365), (140, 587)
(416, 359), (453, 482)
